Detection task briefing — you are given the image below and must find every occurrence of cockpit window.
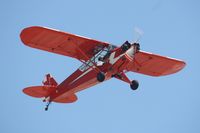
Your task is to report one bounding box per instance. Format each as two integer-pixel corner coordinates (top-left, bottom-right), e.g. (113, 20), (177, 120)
(79, 45), (115, 71)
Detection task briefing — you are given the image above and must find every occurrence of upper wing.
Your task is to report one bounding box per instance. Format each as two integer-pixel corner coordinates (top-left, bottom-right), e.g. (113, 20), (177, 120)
(20, 26), (110, 61)
(127, 51), (186, 76)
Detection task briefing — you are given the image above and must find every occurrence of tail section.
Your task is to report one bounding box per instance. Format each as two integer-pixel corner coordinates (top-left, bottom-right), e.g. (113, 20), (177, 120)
(23, 74), (78, 105)
(23, 74), (57, 98)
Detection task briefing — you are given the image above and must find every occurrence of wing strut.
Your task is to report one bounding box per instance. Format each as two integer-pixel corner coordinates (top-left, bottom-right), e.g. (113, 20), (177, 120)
(71, 39), (103, 73)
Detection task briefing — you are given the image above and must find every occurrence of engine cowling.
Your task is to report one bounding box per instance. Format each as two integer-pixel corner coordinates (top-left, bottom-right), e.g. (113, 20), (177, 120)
(125, 43), (140, 61)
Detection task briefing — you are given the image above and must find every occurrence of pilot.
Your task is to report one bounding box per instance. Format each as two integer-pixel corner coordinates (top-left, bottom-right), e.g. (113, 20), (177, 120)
(97, 51), (111, 66)
(98, 51), (111, 62)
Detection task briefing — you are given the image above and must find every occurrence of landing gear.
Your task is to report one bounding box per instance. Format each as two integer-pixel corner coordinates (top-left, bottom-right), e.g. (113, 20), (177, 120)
(130, 80), (139, 90)
(45, 101), (51, 111)
(97, 72), (105, 82)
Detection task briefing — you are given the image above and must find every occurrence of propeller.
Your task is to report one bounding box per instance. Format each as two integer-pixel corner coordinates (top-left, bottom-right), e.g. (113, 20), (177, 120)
(123, 27), (144, 58)
(132, 27), (144, 51)
(133, 26), (144, 44)
(121, 27), (143, 54)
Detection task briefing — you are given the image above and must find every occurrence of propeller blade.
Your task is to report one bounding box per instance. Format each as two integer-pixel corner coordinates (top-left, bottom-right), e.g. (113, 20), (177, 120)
(133, 26), (144, 43)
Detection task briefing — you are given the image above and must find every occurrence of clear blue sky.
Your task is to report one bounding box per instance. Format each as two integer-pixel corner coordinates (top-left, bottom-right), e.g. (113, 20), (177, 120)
(1, 0), (200, 133)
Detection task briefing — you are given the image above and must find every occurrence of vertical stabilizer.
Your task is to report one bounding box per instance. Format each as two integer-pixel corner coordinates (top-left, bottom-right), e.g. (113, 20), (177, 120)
(42, 74), (58, 86)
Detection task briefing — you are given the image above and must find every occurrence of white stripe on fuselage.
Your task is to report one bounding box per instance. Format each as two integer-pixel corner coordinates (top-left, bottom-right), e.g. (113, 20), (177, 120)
(69, 67), (93, 85)
(69, 51), (125, 86)
(109, 52), (125, 65)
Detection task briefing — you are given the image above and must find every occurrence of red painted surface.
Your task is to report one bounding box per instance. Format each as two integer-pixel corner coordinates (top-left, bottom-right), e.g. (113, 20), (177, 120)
(20, 26), (186, 104)
(20, 26), (109, 61)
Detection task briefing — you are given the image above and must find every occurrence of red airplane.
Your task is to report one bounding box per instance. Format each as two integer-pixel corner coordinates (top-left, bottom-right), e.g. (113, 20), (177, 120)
(20, 26), (186, 110)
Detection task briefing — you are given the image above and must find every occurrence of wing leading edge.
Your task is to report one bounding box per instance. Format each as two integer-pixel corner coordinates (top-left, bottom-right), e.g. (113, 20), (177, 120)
(127, 51), (186, 76)
(20, 26), (110, 61)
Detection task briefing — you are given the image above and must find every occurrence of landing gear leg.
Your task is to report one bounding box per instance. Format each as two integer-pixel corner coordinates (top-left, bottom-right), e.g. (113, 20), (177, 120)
(45, 101), (51, 111)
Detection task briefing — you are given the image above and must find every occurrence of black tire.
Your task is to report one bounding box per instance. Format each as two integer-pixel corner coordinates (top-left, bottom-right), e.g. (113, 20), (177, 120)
(130, 80), (139, 90)
(97, 72), (105, 82)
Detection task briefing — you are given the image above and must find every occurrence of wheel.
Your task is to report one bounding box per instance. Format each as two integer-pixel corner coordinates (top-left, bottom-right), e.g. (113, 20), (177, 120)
(45, 107), (48, 111)
(97, 72), (105, 82)
(130, 80), (139, 90)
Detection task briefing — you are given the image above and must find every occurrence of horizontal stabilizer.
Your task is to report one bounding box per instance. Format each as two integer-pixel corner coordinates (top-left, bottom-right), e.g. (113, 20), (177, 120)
(23, 86), (56, 98)
(53, 93), (78, 103)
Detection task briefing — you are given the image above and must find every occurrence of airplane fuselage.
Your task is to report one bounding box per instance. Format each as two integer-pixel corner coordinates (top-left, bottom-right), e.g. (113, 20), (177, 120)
(51, 46), (133, 101)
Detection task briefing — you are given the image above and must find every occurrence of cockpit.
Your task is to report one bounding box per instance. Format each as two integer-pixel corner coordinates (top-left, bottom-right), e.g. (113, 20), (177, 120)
(79, 45), (116, 71)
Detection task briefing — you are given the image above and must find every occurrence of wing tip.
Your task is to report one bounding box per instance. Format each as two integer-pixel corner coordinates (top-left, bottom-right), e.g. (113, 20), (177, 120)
(20, 26), (42, 45)
(161, 60), (186, 76)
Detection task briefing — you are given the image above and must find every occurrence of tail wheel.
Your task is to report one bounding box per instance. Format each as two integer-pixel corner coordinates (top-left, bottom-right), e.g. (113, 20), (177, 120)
(130, 80), (139, 90)
(97, 72), (105, 82)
